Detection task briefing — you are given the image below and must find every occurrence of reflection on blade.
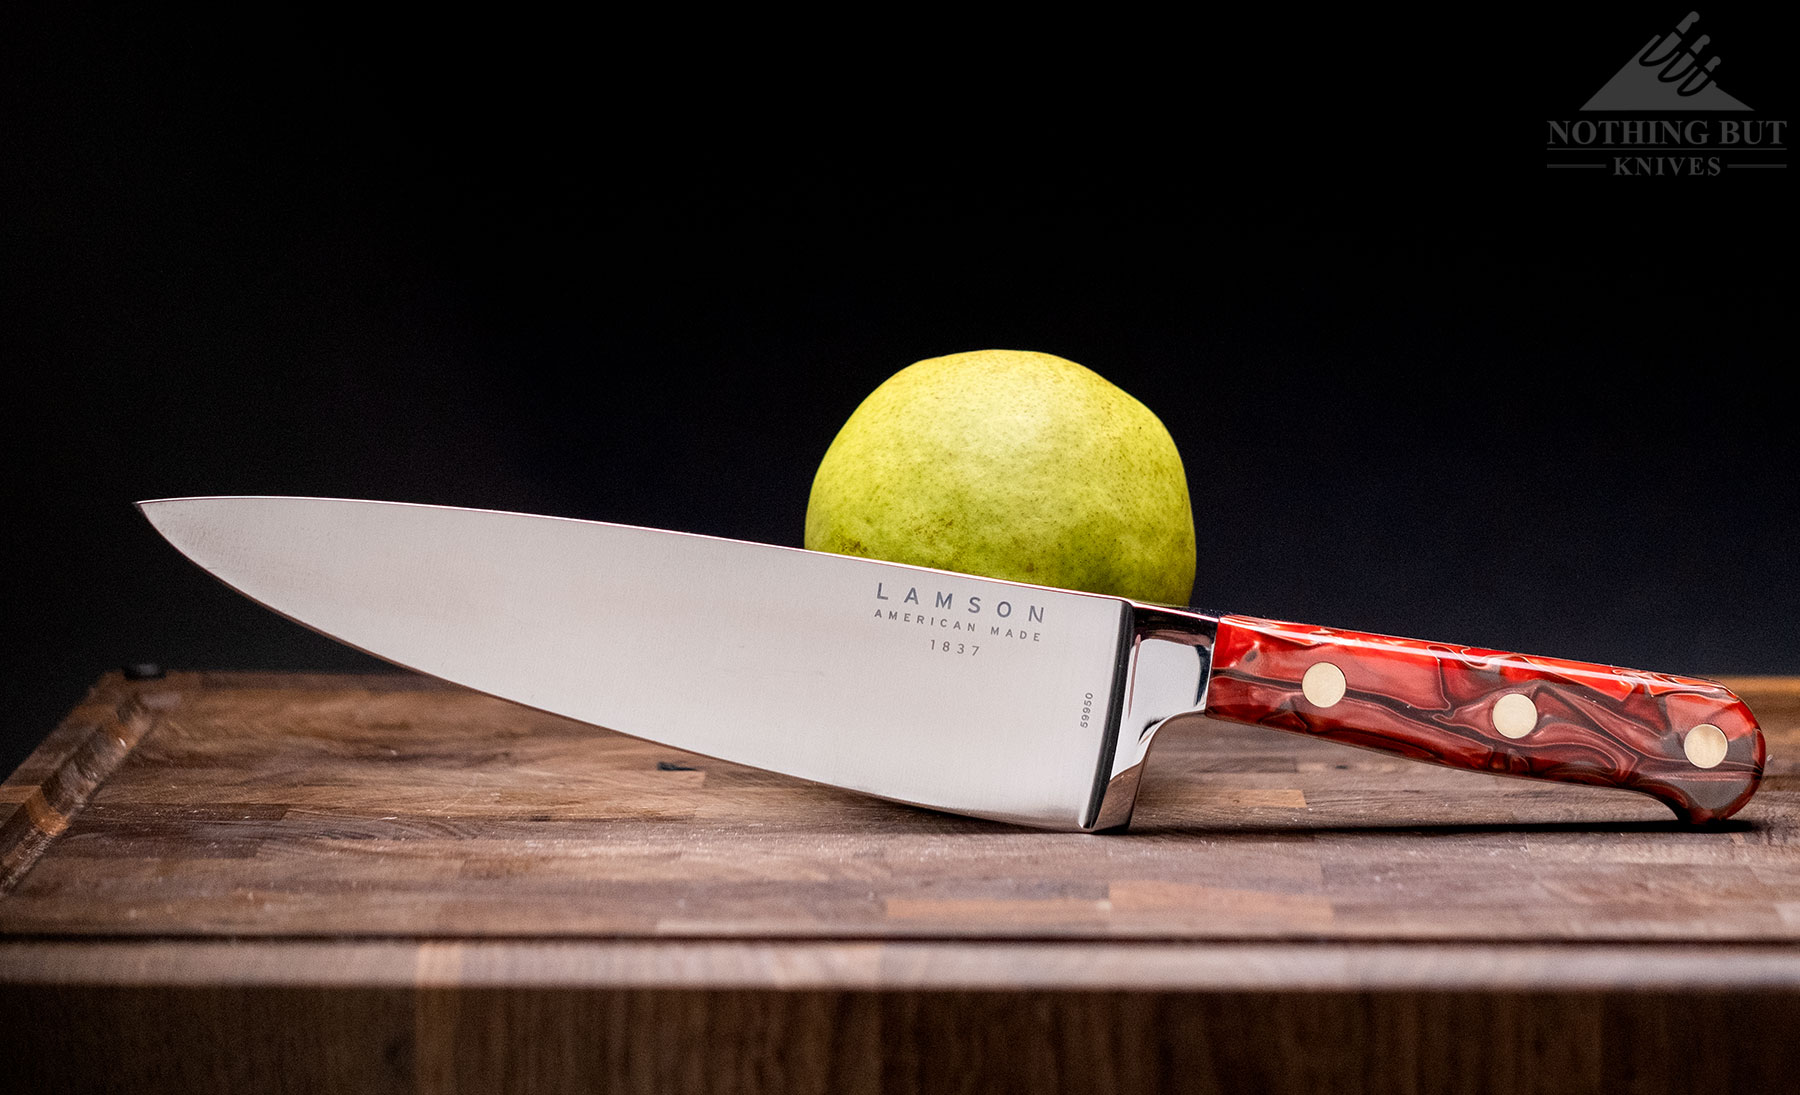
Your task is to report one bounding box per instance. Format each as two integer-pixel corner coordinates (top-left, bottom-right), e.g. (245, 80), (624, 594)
(139, 497), (1137, 829)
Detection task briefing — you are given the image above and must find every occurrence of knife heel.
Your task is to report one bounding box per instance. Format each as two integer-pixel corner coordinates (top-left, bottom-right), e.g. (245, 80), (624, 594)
(1201, 615), (1766, 824)
(1087, 606), (1221, 831)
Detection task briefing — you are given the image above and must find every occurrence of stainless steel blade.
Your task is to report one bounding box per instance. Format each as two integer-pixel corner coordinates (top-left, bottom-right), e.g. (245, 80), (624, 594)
(137, 497), (1212, 829)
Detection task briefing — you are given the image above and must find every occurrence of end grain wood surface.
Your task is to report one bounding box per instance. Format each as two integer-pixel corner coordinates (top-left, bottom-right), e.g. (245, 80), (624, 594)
(2, 671), (1796, 1094)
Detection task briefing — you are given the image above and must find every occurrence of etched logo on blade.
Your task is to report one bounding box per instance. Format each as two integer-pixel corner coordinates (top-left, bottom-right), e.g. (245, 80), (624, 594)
(872, 581), (1046, 647)
(1545, 12), (1787, 175)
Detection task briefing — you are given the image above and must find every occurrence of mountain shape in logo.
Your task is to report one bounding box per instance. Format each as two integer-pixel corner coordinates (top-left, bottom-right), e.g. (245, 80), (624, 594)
(1582, 12), (1751, 111)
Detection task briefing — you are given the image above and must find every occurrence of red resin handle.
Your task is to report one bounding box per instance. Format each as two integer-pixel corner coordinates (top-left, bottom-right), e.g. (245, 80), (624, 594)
(1203, 615), (1765, 823)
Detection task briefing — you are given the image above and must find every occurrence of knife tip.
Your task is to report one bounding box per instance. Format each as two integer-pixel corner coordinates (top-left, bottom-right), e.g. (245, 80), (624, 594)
(134, 496), (212, 526)
(136, 495), (232, 510)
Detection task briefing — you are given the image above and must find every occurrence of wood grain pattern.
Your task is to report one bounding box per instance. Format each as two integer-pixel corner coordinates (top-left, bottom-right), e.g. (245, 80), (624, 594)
(0, 682), (165, 889)
(9, 939), (1800, 991)
(5, 982), (1799, 1095)
(0, 671), (1795, 941)
(1, 671), (1796, 1093)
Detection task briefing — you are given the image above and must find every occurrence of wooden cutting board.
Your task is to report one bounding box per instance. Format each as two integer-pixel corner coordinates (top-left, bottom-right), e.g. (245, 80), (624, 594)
(3, 670), (1797, 1094)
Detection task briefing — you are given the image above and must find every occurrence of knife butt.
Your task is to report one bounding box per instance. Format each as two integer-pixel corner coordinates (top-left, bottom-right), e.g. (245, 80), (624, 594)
(1200, 615), (1765, 824)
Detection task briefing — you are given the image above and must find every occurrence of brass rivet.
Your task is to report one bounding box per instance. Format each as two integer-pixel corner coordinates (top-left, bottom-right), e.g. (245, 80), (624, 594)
(1493, 693), (1538, 739)
(1684, 723), (1729, 769)
(1302, 662), (1347, 708)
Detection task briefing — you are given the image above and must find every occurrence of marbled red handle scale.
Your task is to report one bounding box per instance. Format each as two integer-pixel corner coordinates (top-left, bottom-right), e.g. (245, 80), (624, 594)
(1204, 615), (1765, 823)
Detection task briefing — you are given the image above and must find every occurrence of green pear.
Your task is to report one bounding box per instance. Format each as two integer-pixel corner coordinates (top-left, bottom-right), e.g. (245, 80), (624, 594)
(804, 349), (1196, 605)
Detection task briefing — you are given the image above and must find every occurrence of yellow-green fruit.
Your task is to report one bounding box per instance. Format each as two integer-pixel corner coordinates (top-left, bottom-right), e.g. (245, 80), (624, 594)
(804, 349), (1196, 605)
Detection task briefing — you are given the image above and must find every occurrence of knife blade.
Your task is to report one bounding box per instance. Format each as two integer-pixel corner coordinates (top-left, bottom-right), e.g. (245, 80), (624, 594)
(137, 496), (1764, 829)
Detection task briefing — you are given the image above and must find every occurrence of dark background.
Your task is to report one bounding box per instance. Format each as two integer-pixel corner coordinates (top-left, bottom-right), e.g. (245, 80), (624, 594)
(5, 9), (1793, 776)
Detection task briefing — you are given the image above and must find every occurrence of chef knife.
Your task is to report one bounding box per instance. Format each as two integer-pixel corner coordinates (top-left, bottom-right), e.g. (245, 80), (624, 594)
(137, 497), (1764, 830)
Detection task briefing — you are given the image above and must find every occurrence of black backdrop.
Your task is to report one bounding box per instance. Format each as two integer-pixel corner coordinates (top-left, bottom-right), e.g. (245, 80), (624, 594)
(5, 9), (1793, 776)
